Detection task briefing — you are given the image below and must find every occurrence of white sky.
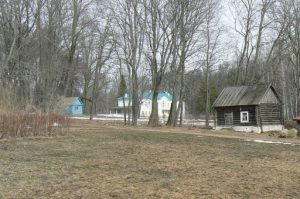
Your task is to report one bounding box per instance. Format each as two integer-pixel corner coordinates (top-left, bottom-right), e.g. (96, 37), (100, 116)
(219, 0), (240, 62)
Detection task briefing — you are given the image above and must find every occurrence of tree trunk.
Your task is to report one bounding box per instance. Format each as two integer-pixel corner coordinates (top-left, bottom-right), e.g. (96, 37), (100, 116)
(205, 69), (210, 128)
(148, 89), (159, 126)
(167, 91), (178, 127)
(251, 3), (266, 82)
(122, 96), (127, 125)
(131, 69), (139, 126)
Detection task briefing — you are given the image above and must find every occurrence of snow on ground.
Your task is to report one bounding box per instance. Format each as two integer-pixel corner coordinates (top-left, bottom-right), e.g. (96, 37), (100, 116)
(244, 139), (300, 146)
(69, 115), (214, 126)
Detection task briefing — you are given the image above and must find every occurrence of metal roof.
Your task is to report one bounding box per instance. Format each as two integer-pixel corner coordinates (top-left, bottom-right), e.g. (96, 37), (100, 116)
(212, 85), (280, 107)
(59, 97), (83, 107)
(142, 91), (173, 101)
(293, 117), (300, 121)
(118, 91), (173, 101)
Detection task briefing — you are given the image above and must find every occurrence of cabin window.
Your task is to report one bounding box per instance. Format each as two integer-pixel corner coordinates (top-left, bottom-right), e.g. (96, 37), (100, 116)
(240, 111), (249, 123)
(74, 106), (79, 110)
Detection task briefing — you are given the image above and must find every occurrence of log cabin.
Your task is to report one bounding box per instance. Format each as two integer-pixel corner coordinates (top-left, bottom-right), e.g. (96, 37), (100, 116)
(212, 85), (283, 133)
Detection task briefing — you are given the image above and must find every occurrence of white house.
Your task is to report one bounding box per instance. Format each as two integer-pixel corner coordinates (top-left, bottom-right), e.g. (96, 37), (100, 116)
(117, 91), (185, 119)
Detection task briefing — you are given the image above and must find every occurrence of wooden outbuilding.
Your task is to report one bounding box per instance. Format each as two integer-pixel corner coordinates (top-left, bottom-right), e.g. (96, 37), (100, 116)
(57, 97), (84, 115)
(212, 85), (283, 133)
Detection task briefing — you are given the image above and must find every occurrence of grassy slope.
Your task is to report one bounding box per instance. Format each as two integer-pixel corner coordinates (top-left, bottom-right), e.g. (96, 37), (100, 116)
(0, 127), (300, 198)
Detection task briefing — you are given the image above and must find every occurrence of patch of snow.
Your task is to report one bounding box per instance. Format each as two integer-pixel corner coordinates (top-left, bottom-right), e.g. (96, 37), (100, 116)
(69, 117), (89, 120)
(96, 114), (124, 118)
(69, 115), (214, 126)
(52, 122), (60, 127)
(244, 139), (300, 146)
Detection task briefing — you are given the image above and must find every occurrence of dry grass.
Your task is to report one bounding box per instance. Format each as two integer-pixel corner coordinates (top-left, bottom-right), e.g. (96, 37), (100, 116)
(0, 120), (300, 198)
(0, 111), (69, 138)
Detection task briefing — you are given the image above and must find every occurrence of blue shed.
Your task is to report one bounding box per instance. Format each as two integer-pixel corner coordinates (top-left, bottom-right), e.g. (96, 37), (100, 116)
(62, 97), (84, 115)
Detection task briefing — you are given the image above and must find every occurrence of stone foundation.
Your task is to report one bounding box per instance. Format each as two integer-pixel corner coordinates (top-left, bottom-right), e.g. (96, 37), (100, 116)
(215, 125), (283, 133)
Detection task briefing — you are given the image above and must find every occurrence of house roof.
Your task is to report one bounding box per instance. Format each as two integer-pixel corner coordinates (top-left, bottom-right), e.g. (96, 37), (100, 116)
(293, 116), (300, 121)
(212, 85), (281, 107)
(118, 91), (173, 101)
(142, 91), (173, 101)
(59, 97), (83, 107)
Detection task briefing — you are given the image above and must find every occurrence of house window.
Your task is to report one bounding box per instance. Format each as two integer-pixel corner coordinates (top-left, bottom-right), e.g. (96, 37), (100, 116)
(74, 106), (79, 110)
(240, 111), (249, 123)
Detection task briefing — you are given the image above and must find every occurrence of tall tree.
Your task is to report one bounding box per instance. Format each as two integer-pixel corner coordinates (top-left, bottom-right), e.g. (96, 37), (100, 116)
(202, 0), (222, 128)
(62, 0), (92, 97)
(118, 74), (127, 124)
(89, 22), (114, 120)
(144, 0), (175, 126)
(166, 0), (207, 126)
(111, 0), (145, 126)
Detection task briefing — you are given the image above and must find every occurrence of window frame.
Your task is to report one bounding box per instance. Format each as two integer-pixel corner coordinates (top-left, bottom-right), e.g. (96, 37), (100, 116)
(240, 111), (249, 123)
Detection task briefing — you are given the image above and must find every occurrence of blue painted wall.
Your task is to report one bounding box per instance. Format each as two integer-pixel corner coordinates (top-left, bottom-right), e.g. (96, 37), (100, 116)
(64, 98), (84, 115)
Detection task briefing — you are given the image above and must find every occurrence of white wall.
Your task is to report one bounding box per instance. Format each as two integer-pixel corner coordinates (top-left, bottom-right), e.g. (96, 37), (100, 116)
(117, 94), (131, 107)
(140, 99), (152, 117)
(118, 95), (185, 119)
(215, 125), (284, 133)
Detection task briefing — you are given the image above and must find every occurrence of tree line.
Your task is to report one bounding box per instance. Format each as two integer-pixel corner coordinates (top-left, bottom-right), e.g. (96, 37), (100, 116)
(0, 0), (300, 127)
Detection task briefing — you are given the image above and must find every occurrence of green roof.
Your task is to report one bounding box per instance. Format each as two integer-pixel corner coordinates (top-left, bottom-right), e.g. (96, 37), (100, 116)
(118, 91), (173, 101)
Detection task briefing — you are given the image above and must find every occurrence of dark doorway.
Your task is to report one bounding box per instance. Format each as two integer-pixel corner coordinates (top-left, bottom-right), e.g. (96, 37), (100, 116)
(224, 112), (233, 126)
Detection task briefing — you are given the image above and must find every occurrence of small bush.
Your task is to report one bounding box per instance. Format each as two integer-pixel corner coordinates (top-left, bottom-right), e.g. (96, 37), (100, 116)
(284, 121), (297, 130)
(268, 131), (280, 137)
(0, 111), (69, 139)
(278, 129), (297, 138)
(287, 129), (298, 138)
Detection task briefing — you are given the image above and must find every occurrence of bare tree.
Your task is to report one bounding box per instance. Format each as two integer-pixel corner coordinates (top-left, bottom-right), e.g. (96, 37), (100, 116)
(202, 0), (222, 128)
(89, 23), (114, 120)
(111, 0), (145, 126)
(165, 0), (209, 126)
(62, 0), (92, 97)
(143, 0), (176, 126)
(231, 0), (256, 85)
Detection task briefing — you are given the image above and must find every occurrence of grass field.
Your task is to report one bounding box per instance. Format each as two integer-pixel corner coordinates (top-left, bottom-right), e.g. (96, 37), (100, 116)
(0, 121), (300, 198)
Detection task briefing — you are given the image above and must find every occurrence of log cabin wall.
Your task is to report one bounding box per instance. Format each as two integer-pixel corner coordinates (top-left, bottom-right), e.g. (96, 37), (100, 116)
(259, 104), (282, 125)
(215, 105), (257, 126)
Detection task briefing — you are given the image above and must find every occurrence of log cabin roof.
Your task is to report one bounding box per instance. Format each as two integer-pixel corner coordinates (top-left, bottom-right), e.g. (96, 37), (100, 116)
(212, 85), (281, 107)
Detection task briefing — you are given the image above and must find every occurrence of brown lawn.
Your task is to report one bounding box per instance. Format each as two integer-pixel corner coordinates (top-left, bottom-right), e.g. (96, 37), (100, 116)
(0, 120), (300, 198)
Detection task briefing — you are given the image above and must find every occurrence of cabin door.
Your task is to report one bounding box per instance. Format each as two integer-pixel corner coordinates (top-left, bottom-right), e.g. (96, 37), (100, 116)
(224, 112), (233, 126)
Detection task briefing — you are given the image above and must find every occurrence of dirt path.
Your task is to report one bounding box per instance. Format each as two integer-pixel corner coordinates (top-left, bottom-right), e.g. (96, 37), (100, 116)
(70, 120), (300, 145)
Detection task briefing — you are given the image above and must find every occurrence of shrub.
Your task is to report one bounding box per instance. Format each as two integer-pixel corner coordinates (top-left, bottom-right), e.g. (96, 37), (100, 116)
(278, 129), (297, 138)
(278, 130), (288, 138)
(287, 129), (298, 138)
(284, 120), (297, 130)
(0, 111), (69, 139)
(268, 131), (280, 137)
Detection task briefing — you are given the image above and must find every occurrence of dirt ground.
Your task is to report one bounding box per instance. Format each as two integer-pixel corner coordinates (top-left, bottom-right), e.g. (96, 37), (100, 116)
(71, 120), (300, 144)
(0, 119), (300, 198)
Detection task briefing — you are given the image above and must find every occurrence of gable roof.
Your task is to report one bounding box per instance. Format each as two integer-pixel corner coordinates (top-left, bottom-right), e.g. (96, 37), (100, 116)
(60, 97), (83, 107)
(212, 85), (281, 107)
(118, 91), (173, 101)
(142, 91), (173, 101)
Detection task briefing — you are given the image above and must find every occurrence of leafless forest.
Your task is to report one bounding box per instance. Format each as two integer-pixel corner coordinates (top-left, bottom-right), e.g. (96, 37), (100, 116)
(0, 0), (299, 126)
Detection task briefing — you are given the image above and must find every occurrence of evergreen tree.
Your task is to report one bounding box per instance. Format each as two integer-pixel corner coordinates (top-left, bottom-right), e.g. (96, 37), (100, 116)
(118, 75), (127, 98)
(118, 75), (127, 124)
